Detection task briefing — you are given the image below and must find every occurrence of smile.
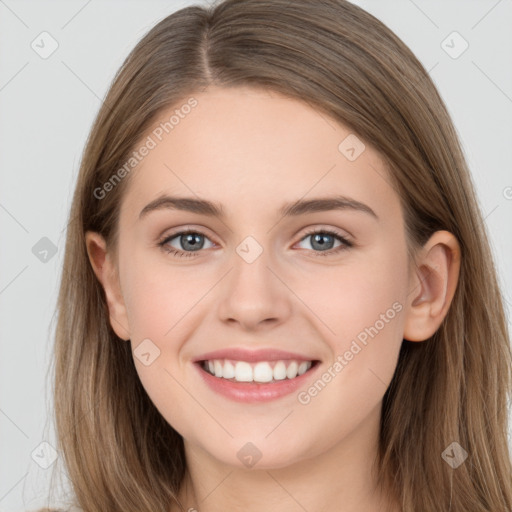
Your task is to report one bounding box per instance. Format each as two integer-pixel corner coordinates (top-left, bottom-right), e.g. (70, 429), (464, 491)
(194, 358), (321, 403)
(201, 359), (315, 383)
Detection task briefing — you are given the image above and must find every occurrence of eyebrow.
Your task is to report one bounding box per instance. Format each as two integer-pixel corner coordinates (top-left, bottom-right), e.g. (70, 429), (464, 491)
(139, 194), (378, 220)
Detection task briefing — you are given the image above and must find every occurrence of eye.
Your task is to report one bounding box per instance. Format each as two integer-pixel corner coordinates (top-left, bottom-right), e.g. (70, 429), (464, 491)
(158, 229), (215, 258)
(158, 227), (353, 259)
(296, 228), (353, 256)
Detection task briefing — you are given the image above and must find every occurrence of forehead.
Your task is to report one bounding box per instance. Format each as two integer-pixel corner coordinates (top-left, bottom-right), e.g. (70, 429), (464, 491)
(120, 86), (400, 224)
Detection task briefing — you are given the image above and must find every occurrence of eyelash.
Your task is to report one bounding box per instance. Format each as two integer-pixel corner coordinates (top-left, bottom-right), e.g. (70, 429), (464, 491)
(157, 228), (353, 258)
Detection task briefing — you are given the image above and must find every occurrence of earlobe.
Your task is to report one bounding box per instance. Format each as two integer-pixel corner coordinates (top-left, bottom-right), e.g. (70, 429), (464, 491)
(403, 230), (461, 342)
(85, 231), (131, 341)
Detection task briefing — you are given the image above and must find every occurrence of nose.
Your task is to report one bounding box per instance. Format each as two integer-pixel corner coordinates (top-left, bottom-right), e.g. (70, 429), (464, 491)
(216, 247), (293, 331)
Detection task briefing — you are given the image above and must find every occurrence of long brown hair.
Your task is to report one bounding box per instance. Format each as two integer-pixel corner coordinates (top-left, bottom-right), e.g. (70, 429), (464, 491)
(48, 0), (512, 510)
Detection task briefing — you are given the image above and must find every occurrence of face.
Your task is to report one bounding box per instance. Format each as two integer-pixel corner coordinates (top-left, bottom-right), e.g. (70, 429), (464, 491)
(105, 86), (412, 469)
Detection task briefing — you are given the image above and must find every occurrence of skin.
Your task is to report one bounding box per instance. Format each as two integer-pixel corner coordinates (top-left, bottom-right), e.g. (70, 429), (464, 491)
(86, 86), (460, 512)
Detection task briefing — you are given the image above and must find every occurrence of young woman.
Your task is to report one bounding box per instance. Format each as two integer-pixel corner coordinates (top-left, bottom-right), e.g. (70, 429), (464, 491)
(45, 0), (512, 510)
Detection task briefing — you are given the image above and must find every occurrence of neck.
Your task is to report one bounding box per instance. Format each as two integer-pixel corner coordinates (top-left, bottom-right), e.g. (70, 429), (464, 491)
(171, 403), (400, 512)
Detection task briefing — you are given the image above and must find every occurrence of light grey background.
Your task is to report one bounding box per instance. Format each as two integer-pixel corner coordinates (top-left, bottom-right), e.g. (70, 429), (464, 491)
(1, 1), (511, 510)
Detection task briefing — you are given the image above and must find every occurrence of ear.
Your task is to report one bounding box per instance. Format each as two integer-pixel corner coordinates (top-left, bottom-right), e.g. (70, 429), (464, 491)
(403, 230), (461, 342)
(85, 231), (130, 341)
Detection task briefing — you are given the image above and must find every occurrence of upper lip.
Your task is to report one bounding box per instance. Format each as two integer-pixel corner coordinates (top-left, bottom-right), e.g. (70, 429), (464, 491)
(192, 348), (319, 363)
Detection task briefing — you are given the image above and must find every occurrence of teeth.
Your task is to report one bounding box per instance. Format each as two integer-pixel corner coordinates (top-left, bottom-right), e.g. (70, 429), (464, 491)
(298, 362), (309, 376)
(253, 362), (273, 382)
(235, 361), (253, 382)
(286, 361), (298, 379)
(201, 359), (313, 382)
(223, 361), (235, 379)
(214, 360), (223, 378)
(273, 361), (287, 380)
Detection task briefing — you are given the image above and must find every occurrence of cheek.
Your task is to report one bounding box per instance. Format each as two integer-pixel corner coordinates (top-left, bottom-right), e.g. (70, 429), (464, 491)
(121, 250), (205, 341)
(300, 245), (407, 343)
(289, 262), (406, 453)
(298, 242), (408, 401)
(121, 257), (203, 430)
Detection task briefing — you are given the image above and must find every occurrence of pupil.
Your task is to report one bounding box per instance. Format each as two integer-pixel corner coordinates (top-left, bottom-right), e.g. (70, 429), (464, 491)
(182, 233), (203, 251)
(313, 233), (333, 250)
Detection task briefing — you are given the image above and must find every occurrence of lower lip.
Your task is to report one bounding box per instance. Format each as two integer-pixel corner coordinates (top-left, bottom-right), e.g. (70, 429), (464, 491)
(194, 361), (321, 403)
